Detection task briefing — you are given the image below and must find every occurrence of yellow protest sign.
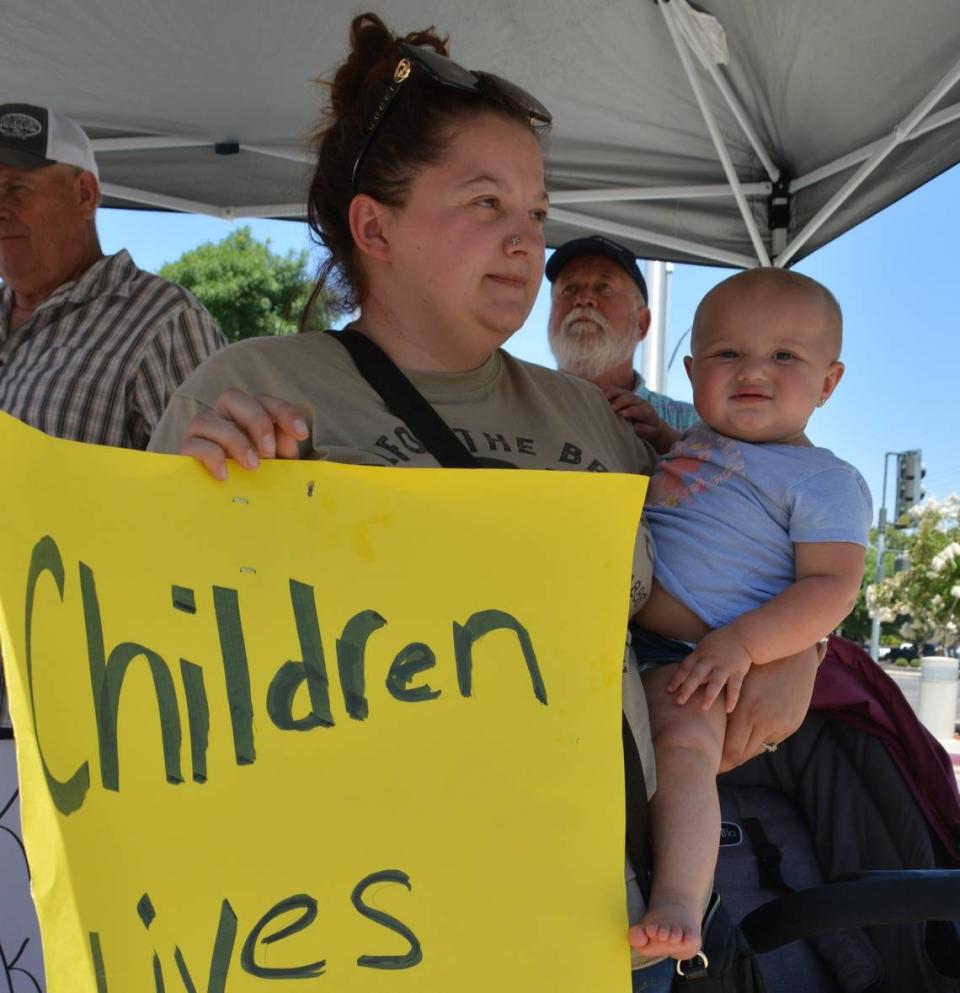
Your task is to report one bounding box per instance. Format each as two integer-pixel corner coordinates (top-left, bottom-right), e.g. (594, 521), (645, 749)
(0, 412), (647, 992)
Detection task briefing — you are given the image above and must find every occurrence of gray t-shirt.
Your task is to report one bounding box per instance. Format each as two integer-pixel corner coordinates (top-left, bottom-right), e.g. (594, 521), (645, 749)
(646, 424), (873, 628)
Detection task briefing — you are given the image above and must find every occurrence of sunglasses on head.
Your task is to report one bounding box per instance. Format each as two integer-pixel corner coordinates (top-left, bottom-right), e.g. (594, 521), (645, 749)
(350, 42), (552, 195)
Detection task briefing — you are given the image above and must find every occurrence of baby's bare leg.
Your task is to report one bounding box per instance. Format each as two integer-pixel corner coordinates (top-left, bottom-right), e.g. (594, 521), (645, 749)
(629, 665), (726, 960)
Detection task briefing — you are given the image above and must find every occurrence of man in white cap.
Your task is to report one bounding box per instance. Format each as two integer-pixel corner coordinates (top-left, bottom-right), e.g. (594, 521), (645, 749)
(546, 235), (698, 454)
(0, 103), (225, 448)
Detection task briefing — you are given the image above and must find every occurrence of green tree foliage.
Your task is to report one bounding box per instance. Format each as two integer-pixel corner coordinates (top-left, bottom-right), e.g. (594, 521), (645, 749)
(159, 227), (333, 342)
(867, 496), (960, 652)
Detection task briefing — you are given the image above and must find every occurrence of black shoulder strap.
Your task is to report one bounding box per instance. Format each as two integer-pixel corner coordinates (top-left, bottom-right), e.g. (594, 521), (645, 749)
(327, 329), (481, 469)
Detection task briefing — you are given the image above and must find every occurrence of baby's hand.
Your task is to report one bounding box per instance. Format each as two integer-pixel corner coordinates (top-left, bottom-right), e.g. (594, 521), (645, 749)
(667, 628), (752, 712)
(602, 387), (680, 454)
(602, 387), (662, 438)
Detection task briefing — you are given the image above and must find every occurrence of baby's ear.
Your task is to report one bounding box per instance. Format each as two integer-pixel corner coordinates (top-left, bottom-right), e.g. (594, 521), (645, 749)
(683, 355), (694, 382)
(819, 360), (845, 404)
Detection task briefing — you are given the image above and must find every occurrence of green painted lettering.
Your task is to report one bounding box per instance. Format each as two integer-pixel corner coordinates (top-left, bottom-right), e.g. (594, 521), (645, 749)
(266, 581), (334, 731)
(24, 535), (89, 815)
(336, 610), (386, 720)
(81, 562), (182, 792)
(173, 899), (237, 993)
(352, 869), (423, 970)
(180, 660), (209, 783)
(386, 643), (441, 703)
(453, 610), (547, 704)
(240, 894), (325, 979)
(212, 587), (255, 765)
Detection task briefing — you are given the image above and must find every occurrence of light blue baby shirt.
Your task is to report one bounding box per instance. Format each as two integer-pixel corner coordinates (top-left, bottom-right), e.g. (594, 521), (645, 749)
(645, 425), (873, 629)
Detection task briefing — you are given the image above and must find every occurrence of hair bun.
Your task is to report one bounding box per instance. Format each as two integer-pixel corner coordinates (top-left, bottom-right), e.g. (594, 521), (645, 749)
(328, 14), (392, 117)
(329, 13), (449, 118)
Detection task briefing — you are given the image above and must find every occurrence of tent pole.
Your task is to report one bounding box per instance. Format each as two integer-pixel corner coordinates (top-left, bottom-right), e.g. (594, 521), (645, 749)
(99, 182), (227, 217)
(669, 0), (780, 184)
(100, 184), (305, 220)
(223, 204), (308, 219)
(238, 144), (313, 164)
(791, 100), (960, 194)
(91, 136), (211, 153)
(777, 53), (960, 266)
(549, 181), (771, 204)
(547, 206), (756, 269)
(659, 0), (770, 266)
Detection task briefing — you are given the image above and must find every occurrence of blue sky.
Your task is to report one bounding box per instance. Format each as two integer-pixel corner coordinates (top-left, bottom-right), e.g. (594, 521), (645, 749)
(97, 164), (960, 520)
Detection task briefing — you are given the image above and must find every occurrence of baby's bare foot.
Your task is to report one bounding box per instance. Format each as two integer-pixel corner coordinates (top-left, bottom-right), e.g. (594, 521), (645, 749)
(628, 898), (701, 961)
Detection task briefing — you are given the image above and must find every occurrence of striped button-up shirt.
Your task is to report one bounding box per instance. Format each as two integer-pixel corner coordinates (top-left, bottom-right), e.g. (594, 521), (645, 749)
(0, 250), (225, 449)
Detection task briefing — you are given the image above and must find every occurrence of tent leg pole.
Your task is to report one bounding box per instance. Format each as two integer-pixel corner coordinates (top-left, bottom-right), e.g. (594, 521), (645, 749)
(547, 206), (758, 269)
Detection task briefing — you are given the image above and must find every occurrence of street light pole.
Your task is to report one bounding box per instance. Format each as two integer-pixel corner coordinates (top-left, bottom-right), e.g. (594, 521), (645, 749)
(868, 505), (888, 661)
(869, 452), (896, 661)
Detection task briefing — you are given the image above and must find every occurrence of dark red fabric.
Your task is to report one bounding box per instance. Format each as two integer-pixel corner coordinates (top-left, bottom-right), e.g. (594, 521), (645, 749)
(811, 635), (960, 861)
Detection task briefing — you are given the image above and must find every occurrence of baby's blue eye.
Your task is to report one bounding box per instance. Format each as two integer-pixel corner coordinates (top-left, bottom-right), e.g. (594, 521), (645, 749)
(773, 350), (795, 361)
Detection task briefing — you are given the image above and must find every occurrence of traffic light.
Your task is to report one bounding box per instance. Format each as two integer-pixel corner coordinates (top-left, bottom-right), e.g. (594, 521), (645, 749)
(894, 449), (925, 523)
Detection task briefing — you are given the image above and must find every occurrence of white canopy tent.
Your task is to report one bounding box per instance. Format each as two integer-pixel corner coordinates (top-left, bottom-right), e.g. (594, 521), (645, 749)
(4, 0), (960, 271)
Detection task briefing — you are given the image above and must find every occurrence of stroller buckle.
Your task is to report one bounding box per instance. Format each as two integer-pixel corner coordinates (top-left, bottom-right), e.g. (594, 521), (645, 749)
(675, 950), (710, 978)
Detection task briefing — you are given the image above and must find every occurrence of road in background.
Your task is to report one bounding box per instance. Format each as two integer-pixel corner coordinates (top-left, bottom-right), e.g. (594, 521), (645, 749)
(884, 664), (960, 786)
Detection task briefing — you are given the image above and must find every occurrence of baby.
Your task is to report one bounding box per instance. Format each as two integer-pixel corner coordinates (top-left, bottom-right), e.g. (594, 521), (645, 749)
(618, 268), (872, 961)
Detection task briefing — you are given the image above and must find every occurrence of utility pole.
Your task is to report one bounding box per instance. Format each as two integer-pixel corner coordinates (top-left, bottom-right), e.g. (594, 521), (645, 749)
(869, 449), (925, 660)
(869, 491), (889, 661)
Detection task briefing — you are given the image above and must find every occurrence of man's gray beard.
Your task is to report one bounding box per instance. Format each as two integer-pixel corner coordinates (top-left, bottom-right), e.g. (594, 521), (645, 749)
(549, 308), (637, 381)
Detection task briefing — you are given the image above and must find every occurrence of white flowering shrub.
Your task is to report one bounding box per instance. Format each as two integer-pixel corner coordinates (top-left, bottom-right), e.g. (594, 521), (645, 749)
(869, 496), (960, 651)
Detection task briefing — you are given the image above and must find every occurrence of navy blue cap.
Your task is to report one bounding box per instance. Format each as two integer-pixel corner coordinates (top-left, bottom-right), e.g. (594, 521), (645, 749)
(545, 236), (647, 302)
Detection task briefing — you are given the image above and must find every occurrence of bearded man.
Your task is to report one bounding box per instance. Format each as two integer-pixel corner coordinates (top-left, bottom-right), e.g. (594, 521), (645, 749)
(546, 236), (697, 454)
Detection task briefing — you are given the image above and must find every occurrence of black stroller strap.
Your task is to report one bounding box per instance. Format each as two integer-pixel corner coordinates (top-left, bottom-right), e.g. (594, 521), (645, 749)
(0, 664), (10, 740)
(742, 817), (792, 894)
(623, 712), (652, 903)
(326, 329), (481, 468)
(328, 328), (654, 903)
(741, 869), (960, 954)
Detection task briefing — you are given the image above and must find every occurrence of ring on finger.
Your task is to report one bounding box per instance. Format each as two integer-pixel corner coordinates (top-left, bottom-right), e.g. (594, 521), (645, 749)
(760, 742), (779, 753)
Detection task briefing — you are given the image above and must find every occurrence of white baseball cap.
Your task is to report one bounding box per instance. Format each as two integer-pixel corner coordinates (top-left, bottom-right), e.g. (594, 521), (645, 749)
(0, 103), (98, 180)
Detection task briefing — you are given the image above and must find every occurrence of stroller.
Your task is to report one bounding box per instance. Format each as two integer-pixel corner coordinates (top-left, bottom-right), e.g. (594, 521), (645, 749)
(636, 635), (960, 992)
